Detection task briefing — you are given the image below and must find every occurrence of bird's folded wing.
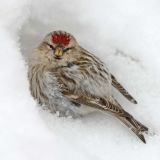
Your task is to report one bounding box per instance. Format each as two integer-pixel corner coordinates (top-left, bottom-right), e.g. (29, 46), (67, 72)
(111, 74), (137, 104)
(63, 91), (126, 116)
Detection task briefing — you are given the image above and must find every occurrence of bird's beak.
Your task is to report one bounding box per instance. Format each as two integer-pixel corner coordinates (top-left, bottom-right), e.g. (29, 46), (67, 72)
(54, 47), (63, 58)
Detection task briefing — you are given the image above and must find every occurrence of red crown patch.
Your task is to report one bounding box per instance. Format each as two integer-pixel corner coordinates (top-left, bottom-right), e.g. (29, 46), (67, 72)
(52, 32), (70, 46)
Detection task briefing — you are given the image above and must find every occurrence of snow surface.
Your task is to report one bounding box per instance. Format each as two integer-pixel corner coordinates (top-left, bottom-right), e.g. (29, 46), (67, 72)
(0, 0), (160, 159)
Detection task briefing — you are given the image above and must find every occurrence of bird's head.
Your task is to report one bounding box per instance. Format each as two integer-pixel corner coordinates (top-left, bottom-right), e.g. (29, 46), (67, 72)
(32, 31), (79, 67)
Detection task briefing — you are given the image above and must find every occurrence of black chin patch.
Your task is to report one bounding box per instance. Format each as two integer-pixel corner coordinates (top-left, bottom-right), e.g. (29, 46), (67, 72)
(54, 56), (62, 60)
(67, 62), (74, 67)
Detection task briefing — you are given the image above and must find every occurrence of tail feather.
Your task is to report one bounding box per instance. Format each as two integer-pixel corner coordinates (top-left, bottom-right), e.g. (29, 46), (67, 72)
(117, 113), (148, 143)
(111, 74), (137, 104)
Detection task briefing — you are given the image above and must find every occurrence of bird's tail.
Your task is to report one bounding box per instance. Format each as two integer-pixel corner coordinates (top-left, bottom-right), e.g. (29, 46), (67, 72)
(117, 112), (148, 143)
(111, 74), (137, 104)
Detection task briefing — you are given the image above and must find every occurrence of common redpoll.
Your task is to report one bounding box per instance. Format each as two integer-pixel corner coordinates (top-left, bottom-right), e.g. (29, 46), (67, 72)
(28, 31), (148, 143)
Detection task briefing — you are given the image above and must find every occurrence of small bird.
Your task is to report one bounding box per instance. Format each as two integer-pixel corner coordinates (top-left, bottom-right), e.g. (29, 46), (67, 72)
(28, 30), (148, 143)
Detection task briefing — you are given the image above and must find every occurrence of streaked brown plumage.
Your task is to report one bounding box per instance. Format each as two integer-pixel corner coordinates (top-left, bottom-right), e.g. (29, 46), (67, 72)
(28, 30), (148, 143)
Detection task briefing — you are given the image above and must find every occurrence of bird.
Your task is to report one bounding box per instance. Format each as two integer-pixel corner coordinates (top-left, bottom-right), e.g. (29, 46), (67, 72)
(28, 30), (148, 143)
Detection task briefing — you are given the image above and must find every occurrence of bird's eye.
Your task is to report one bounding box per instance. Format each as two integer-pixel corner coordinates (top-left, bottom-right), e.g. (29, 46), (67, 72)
(45, 42), (55, 50)
(63, 47), (74, 52)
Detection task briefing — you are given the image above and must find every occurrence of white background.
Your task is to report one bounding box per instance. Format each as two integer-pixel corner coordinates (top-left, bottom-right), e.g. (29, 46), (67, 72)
(0, 0), (160, 159)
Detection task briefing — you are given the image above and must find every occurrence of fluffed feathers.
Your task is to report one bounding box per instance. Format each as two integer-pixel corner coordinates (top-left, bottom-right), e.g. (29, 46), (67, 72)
(28, 30), (148, 143)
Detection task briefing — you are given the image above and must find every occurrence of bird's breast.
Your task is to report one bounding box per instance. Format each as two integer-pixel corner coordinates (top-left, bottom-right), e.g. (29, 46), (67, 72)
(57, 63), (112, 98)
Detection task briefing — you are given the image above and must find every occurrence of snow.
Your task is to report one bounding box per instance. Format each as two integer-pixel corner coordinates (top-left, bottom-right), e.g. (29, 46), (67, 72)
(0, 0), (160, 159)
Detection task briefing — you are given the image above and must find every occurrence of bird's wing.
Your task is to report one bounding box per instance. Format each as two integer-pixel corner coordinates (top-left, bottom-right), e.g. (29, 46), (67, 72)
(62, 90), (126, 116)
(111, 74), (137, 104)
(62, 90), (148, 143)
(80, 47), (137, 104)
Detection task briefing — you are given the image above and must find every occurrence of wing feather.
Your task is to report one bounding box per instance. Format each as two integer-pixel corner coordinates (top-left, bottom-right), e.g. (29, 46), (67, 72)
(111, 74), (137, 104)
